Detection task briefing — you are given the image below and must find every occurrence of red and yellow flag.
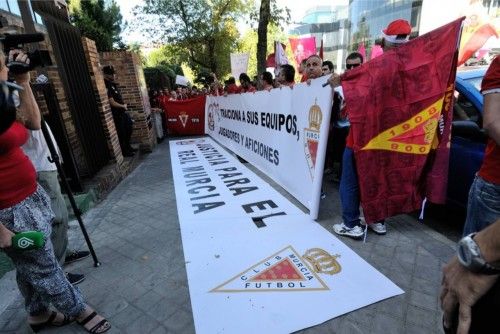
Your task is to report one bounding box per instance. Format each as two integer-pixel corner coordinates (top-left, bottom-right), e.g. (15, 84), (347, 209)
(340, 17), (464, 224)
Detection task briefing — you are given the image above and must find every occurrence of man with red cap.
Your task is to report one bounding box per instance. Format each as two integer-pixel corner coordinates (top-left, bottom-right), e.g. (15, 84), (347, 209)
(381, 19), (412, 50)
(326, 19), (411, 240)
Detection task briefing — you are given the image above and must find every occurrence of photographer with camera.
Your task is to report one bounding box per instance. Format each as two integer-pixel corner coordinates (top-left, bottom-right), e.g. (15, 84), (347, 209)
(0, 49), (111, 333)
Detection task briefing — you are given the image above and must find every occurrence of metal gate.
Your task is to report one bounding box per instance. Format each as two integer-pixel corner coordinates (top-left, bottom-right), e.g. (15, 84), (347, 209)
(32, 1), (110, 176)
(33, 83), (83, 192)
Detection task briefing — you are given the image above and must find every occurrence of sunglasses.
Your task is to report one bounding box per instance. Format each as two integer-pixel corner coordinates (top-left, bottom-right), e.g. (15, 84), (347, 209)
(346, 63), (361, 69)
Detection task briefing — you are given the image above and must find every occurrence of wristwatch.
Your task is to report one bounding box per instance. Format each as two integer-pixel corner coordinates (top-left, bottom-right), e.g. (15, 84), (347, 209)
(457, 233), (500, 275)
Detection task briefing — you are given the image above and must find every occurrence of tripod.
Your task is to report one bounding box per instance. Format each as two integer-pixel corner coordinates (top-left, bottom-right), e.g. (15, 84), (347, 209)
(40, 119), (101, 267)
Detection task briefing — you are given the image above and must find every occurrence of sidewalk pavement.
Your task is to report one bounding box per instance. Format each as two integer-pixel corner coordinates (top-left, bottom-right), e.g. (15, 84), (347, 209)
(0, 138), (456, 333)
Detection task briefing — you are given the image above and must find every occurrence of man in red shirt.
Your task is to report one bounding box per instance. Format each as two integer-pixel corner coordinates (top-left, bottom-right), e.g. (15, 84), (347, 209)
(462, 56), (500, 235)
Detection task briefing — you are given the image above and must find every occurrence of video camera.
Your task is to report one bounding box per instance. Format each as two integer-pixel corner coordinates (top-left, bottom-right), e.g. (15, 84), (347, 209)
(0, 33), (52, 74)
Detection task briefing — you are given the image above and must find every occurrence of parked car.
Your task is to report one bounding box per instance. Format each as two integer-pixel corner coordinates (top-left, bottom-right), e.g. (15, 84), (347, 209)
(447, 67), (487, 208)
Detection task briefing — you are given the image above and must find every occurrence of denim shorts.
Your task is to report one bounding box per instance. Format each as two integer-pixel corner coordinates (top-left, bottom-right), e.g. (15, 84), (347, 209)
(463, 175), (500, 236)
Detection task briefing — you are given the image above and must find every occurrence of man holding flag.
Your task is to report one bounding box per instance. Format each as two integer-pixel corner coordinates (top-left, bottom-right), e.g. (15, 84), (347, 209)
(328, 19), (412, 239)
(327, 17), (463, 240)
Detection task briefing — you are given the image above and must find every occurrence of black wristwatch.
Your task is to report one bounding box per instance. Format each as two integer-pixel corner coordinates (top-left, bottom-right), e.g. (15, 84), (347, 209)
(457, 233), (500, 275)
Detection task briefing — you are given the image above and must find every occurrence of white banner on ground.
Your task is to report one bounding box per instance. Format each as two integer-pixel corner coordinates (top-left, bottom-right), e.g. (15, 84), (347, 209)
(170, 137), (404, 334)
(230, 53), (249, 79)
(205, 77), (331, 219)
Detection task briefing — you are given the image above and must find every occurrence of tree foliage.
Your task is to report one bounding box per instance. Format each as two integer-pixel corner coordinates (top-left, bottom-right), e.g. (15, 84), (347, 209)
(238, 24), (293, 78)
(132, 0), (250, 76)
(68, 0), (125, 51)
(249, 0), (290, 75)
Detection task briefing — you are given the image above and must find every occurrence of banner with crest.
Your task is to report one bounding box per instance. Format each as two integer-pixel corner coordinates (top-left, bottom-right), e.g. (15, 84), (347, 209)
(169, 137), (403, 334)
(205, 78), (332, 219)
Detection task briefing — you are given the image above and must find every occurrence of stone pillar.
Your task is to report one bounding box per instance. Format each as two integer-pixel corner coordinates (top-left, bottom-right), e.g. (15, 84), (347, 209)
(81, 37), (124, 165)
(100, 51), (156, 151)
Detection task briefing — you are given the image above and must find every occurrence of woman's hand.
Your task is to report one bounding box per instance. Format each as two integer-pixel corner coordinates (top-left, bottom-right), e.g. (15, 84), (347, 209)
(8, 49), (31, 84)
(0, 224), (14, 249)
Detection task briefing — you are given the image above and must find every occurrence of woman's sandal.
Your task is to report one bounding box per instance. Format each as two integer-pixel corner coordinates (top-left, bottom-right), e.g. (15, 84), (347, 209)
(29, 310), (74, 332)
(77, 311), (111, 334)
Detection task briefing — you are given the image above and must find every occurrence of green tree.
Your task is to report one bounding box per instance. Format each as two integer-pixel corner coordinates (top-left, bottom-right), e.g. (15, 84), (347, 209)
(127, 42), (146, 65)
(69, 0), (125, 51)
(351, 16), (370, 52)
(237, 24), (293, 78)
(132, 0), (250, 76)
(249, 0), (290, 76)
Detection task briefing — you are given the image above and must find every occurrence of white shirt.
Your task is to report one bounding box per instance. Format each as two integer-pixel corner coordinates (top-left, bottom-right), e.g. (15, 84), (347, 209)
(22, 121), (61, 172)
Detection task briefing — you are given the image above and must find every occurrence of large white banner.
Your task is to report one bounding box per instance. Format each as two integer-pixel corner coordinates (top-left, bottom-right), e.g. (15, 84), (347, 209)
(205, 78), (332, 219)
(170, 138), (403, 334)
(230, 53), (250, 80)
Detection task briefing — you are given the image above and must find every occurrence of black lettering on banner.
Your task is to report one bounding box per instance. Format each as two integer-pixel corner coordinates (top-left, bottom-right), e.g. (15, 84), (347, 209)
(251, 211), (286, 228)
(224, 178), (250, 187)
(242, 200), (286, 228)
(186, 178), (211, 186)
(230, 186), (258, 196)
(218, 172), (243, 179)
(188, 185), (216, 194)
(178, 150), (199, 164)
(242, 200), (278, 213)
(192, 202), (225, 214)
(215, 167), (237, 172)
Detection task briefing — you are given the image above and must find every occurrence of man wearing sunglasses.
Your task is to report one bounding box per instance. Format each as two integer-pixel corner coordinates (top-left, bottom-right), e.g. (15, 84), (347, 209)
(328, 52), (365, 181)
(328, 20), (411, 240)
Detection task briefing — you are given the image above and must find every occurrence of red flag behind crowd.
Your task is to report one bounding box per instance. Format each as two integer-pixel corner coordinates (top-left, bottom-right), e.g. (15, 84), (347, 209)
(458, 23), (498, 66)
(340, 17), (464, 223)
(164, 95), (206, 135)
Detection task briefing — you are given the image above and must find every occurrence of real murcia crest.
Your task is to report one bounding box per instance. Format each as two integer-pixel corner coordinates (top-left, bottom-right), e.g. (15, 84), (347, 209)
(210, 246), (338, 293)
(304, 99), (322, 180)
(179, 111), (189, 128)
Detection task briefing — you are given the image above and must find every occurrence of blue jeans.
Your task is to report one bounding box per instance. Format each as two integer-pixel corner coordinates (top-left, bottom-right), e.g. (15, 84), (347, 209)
(339, 148), (361, 228)
(463, 175), (500, 236)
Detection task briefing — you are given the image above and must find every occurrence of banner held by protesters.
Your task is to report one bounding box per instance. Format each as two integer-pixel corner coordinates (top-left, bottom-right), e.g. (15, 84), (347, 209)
(340, 17), (465, 224)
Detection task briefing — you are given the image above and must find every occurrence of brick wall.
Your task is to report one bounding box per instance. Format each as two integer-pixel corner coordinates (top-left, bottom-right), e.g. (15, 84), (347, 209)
(81, 37), (124, 165)
(100, 51), (156, 151)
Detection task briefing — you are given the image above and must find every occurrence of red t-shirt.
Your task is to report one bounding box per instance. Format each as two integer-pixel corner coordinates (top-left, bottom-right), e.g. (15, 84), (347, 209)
(226, 84), (241, 94)
(240, 85), (256, 93)
(0, 122), (37, 208)
(479, 56), (500, 185)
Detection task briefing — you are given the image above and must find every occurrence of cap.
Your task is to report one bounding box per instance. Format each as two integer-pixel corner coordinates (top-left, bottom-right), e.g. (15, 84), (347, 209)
(382, 19), (411, 44)
(102, 65), (115, 75)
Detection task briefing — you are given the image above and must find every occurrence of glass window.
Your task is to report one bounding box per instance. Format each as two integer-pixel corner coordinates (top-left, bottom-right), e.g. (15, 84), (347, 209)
(6, 0), (20, 15)
(465, 77), (482, 92)
(0, 0), (9, 12)
(34, 13), (43, 24)
(453, 90), (482, 126)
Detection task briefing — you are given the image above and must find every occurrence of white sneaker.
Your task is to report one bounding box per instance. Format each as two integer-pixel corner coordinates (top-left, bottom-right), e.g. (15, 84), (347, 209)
(332, 223), (364, 240)
(368, 222), (386, 235)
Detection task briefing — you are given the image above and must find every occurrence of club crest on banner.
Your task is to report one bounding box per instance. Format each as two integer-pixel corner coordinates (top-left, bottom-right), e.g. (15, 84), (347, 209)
(304, 100), (323, 179)
(179, 111), (189, 128)
(207, 102), (220, 132)
(211, 246), (340, 293)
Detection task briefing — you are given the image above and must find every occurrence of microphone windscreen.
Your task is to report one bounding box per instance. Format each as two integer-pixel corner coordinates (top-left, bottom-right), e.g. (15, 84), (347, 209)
(12, 231), (45, 250)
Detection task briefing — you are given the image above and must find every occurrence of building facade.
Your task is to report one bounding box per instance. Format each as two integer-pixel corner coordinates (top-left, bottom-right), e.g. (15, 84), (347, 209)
(289, 4), (350, 72)
(347, 0), (422, 56)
